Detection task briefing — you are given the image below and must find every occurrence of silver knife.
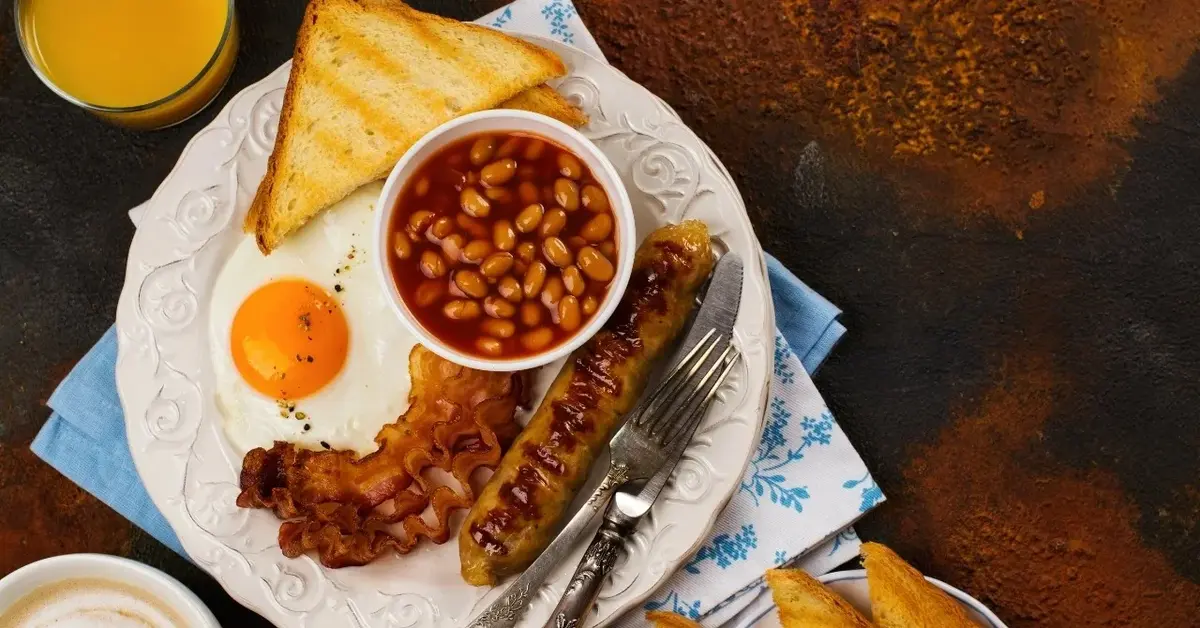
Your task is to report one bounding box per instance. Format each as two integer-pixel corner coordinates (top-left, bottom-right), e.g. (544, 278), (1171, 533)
(542, 253), (744, 628)
(466, 252), (744, 628)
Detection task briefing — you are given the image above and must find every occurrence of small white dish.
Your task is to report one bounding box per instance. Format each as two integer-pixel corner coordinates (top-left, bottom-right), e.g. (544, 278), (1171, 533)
(748, 569), (1006, 628)
(373, 108), (636, 372)
(0, 554), (220, 627)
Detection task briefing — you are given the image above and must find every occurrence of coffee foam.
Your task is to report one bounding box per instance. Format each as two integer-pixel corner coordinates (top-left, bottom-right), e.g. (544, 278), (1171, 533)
(0, 577), (189, 627)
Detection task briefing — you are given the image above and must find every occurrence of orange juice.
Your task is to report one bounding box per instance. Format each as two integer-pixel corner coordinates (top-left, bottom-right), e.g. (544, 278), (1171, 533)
(18, 0), (238, 129)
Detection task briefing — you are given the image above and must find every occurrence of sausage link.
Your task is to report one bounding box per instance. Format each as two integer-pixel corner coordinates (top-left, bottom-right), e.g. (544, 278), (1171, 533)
(459, 220), (715, 586)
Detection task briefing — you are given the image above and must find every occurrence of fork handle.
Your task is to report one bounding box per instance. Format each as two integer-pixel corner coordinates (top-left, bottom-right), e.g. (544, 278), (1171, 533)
(467, 468), (625, 628)
(543, 507), (635, 628)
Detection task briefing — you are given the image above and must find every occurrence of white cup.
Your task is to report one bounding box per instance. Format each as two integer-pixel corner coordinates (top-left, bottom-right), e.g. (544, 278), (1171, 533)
(0, 554), (220, 627)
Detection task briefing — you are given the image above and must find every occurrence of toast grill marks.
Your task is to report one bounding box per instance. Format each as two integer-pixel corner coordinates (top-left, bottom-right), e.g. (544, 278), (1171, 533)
(245, 0), (573, 254)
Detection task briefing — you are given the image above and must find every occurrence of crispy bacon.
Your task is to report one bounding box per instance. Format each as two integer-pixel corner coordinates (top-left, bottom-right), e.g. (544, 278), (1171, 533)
(236, 345), (525, 567)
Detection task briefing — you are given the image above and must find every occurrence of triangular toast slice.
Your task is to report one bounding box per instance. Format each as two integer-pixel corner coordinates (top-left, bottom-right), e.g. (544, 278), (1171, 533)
(246, 0), (576, 253)
(645, 611), (703, 628)
(766, 568), (873, 628)
(862, 543), (979, 627)
(503, 83), (588, 128)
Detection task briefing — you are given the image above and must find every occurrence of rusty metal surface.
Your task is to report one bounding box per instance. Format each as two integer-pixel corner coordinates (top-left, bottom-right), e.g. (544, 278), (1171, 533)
(2, 1), (1198, 626)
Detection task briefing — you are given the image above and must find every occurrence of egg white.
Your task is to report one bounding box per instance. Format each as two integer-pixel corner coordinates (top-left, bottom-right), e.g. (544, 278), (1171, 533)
(209, 182), (418, 456)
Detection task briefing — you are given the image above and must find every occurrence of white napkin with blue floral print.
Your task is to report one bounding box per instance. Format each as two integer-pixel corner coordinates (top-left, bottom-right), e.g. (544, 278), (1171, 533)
(48, 2), (884, 626)
(633, 329), (882, 628)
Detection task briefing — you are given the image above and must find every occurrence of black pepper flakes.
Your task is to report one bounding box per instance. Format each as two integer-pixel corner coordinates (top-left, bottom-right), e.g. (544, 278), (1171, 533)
(303, 424), (311, 432)
(320, 441), (331, 449)
(334, 284), (343, 293)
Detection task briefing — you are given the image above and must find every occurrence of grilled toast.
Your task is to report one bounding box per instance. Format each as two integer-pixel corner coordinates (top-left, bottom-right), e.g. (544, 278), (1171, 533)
(861, 543), (979, 627)
(246, 0), (581, 253)
(502, 83), (588, 128)
(766, 568), (873, 628)
(646, 611), (703, 628)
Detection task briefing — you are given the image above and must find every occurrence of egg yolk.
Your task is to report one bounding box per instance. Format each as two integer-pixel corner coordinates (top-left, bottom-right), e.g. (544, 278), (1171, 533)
(230, 279), (349, 400)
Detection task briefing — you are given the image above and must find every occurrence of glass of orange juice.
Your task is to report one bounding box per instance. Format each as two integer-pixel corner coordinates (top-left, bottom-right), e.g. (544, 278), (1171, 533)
(16, 0), (239, 130)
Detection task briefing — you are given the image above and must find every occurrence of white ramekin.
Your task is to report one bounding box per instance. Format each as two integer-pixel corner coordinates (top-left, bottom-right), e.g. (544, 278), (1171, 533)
(0, 554), (220, 627)
(374, 109), (635, 371)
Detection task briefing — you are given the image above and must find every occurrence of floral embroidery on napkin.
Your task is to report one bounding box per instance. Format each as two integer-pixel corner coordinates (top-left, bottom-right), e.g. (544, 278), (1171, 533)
(631, 331), (883, 625)
(540, 0), (577, 43)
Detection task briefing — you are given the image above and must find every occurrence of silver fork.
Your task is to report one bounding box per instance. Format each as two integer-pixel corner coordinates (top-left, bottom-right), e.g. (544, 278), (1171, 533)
(466, 331), (734, 628)
(544, 339), (740, 627)
(603, 330), (736, 508)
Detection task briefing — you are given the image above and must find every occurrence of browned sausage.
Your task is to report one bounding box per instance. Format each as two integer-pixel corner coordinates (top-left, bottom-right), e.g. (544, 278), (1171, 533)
(459, 220), (715, 585)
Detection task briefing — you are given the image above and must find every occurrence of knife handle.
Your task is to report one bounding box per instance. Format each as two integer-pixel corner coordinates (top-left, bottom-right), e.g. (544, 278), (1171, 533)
(467, 468), (624, 628)
(542, 505), (635, 628)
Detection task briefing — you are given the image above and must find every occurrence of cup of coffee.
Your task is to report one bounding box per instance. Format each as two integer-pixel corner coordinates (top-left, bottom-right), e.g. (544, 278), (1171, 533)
(0, 554), (219, 627)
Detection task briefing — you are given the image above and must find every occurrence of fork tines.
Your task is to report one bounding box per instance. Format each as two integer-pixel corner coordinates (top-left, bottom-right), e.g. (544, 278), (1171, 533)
(659, 345), (738, 448)
(633, 329), (740, 448)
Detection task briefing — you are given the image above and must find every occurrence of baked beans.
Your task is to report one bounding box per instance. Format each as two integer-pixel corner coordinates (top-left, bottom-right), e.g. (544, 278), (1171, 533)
(482, 318), (516, 339)
(408, 210), (435, 235)
(498, 276), (522, 302)
(393, 233), (413, 260)
(553, 178), (580, 211)
(539, 208), (567, 238)
(430, 216), (454, 240)
(480, 252), (515, 278)
(462, 239), (493, 263)
(493, 220), (517, 251)
(542, 237), (573, 268)
(460, 187), (491, 218)
(481, 158), (518, 187)
(562, 265), (586, 297)
(515, 203), (544, 233)
(484, 186), (514, 203)
(388, 131), (620, 358)
(581, 184), (609, 212)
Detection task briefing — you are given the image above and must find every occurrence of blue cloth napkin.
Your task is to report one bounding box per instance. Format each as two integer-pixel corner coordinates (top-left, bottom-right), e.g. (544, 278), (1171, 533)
(626, 261), (875, 628)
(767, 256), (845, 375)
(31, 255), (840, 563)
(33, 327), (186, 555)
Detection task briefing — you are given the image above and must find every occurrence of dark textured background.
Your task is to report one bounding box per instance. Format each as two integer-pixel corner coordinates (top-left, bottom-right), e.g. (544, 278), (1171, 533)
(2, 1), (1198, 626)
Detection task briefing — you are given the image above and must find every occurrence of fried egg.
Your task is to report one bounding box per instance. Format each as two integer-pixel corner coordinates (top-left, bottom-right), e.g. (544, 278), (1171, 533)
(210, 182), (418, 456)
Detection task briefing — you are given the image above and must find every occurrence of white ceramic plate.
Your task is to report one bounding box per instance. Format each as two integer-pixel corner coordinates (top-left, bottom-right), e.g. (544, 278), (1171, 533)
(114, 38), (774, 628)
(749, 570), (1007, 628)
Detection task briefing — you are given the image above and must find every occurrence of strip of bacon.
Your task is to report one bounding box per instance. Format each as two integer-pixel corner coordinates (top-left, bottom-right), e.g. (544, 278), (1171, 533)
(236, 345), (526, 568)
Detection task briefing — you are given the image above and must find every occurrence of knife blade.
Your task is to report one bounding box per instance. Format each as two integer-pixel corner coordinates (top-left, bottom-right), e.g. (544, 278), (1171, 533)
(626, 252), (744, 510)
